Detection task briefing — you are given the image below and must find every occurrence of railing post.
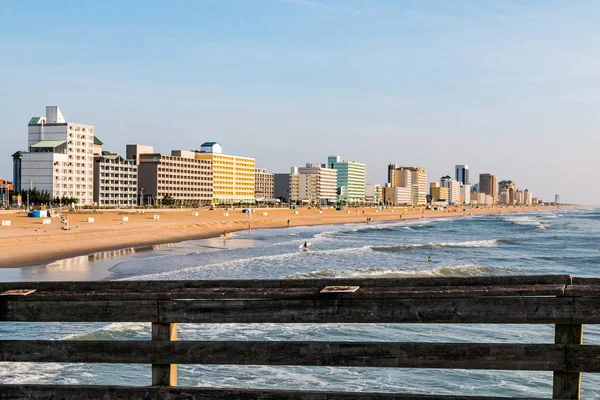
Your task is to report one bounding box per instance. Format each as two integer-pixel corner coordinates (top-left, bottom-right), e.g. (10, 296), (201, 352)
(152, 322), (178, 387)
(553, 324), (583, 399)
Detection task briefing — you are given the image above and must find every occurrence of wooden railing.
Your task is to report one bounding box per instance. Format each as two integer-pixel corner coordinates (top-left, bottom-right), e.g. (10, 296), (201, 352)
(1, 274), (600, 399)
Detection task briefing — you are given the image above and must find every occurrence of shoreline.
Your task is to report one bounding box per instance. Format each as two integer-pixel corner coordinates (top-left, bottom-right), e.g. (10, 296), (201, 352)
(0, 205), (567, 269)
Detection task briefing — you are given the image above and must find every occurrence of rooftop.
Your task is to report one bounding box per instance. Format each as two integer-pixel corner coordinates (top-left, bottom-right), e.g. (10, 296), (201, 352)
(30, 140), (67, 148)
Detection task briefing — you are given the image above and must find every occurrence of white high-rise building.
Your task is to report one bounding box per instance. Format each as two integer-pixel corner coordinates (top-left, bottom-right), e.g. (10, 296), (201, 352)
(455, 165), (470, 185)
(441, 176), (461, 205)
(460, 184), (471, 205)
(297, 163), (338, 204)
(17, 106), (95, 205)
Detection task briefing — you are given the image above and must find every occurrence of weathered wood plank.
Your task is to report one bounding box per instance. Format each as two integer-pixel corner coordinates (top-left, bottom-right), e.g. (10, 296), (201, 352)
(0, 385), (157, 399)
(152, 322), (178, 387)
(161, 387), (560, 400)
(0, 341), (566, 371)
(570, 277), (600, 286)
(0, 385), (562, 400)
(0, 299), (158, 322)
(566, 344), (600, 372)
(563, 285), (600, 297)
(0, 274), (572, 294)
(158, 297), (600, 324)
(553, 324), (583, 399)
(2, 284), (567, 301)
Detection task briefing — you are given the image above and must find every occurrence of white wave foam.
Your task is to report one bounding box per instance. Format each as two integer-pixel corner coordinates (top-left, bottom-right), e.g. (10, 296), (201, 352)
(61, 322), (150, 340)
(373, 239), (501, 251)
(281, 264), (502, 279)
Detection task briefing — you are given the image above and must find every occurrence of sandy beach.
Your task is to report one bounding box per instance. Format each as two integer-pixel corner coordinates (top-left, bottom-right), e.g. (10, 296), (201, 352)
(0, 205), (556, 268)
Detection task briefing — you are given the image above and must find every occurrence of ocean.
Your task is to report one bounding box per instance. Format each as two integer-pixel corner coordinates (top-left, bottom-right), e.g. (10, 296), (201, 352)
(1, 207), (599, 397)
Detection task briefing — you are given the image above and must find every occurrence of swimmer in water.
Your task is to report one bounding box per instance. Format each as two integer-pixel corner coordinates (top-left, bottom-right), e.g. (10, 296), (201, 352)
(428, 256), (432, 263)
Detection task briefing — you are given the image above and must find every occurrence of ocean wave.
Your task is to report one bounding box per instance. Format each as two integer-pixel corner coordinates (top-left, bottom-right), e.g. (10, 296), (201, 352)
(371, 239), (507, 252)
(61, 322), (150, 341)
(281, 264), (503, 279)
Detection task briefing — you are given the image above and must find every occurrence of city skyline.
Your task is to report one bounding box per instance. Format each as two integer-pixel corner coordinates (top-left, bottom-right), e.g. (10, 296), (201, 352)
(1, 1), (599, 204)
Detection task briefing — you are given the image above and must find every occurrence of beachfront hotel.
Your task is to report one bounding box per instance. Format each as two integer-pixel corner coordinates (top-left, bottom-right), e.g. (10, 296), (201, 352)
(93, 152), (138, 207)
(383, 184), (412, 206)
(365, 183), (383, 204)
(387, 164), (427, 205)
(12, 106), (96, 205)
(273, 169), (300, 203)
(440, 175), (461, 205)
(254, 168), (274, 200)
(136, 148), (213, 206)
(296, 163), (338, 205)
(498, 180), (517, 204)
(478, 173), (498, 200)
(430, 182), (449, 204)
(194, 142), (255, 205)
(326, 156), (366, 203)
(460, 184), (471, 205)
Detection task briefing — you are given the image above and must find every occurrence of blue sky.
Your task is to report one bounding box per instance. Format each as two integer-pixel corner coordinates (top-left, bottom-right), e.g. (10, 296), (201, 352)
(1, 0), (599, 204)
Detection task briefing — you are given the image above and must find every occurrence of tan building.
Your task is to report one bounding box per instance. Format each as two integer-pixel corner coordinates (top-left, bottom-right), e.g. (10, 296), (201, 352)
(254, 168), (274, 200)
(297, 163), (337, 204)
(479, 173), (497, 199)
(195, 142), (255, 204)
(383, 184), (412, 205)
(430, 182), (449, 203)
(365, 184), (383, 204)
(388, 164), (427, 205)
(137, 150), (213, 206)
(498, 180), (517, 204)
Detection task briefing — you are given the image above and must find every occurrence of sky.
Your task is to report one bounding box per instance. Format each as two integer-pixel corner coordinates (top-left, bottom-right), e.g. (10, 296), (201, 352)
(1, 0), (599, 204)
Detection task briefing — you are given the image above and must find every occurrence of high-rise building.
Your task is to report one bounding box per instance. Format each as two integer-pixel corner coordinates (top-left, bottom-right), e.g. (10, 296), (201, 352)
(365, 184), (383, 204)
(479, 173), (497, 199)
(195, 142), (255, 204)
(297, 163), (337, 205)
(498, 180), (517, 204)
(93, 152), (138, 207)
(327, 156), (366, 203)
(455, 165), (470, 185)
(383, 184), (412, 205)
(254, 168), (274, 200)
(388, 164), (427, 205)
(13, 106), (96, 204)
(460, 184), (471, 205)
(274, 168), (299, 203)
(524, 189), (533, 205)
(137, 150), (213, 206)
(515, 189), (524, 205)
(555, 194), (560, 204)
(440, 176), (461, 204)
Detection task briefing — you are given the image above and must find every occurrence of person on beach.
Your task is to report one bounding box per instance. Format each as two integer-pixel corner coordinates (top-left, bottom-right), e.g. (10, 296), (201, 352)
(287, 219), (290, 227)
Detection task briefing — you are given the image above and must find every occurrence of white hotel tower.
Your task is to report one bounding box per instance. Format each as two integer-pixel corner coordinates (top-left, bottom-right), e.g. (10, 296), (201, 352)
(17, 106), (95, 205)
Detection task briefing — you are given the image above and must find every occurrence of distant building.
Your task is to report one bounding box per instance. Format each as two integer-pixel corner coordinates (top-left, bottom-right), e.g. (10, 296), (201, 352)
(455, 165), (470, 185)
(499, 188), (510, 204)
(274, 168), (299, 203)
(254, 168), (274, 200)
(365, 184), (383, 204)
(479, 173), (497, 199)
(388, 164), (427, 205)
(93, 152), (137, 207)
(327, 156), (366, 203)
(515, 189), (524, 205)
(297, 163), (337, 205)
(383, 184), (412, 206)
(440, 176), (461, 204)
(430, 182), (449, 203)
(195, 142), (255, 204)
(498, 180), (517, 204)
(460, 184), (471, 205)
(524, 189), (533, 205)
(137, 150), (213, 206)
(13, 106), (96, 204)
(555, 194), (560, 204)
